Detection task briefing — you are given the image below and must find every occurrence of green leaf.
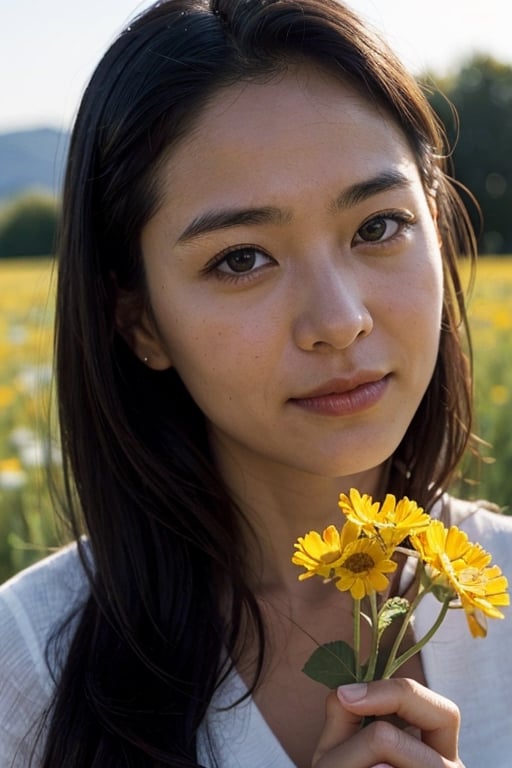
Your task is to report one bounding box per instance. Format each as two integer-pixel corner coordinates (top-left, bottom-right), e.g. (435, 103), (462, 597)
(302, 641), (358, 689)
(378, 597), (409, 639)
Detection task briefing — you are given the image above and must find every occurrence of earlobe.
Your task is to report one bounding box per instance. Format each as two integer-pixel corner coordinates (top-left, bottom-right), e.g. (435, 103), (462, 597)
(114, 283), (172, 370)
(124, 314), (173, 370)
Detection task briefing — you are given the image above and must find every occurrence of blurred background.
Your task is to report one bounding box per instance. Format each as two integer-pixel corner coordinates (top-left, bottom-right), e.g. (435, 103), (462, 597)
(1, 0), (511, 580)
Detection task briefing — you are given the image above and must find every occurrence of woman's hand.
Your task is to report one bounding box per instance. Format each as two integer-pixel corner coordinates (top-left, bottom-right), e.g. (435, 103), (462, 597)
(312, 678), (465, 768)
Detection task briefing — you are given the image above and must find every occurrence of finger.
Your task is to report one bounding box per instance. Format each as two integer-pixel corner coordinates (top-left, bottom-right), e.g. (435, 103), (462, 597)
(315, 714), (426, 768)
(312, 690), (362, 766)
(336, 679), (460, 761)
(315, 716), (456, 768)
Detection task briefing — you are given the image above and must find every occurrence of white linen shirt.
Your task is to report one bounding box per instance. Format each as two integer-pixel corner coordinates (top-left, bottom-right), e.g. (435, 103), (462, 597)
(1, 500), (512, 767)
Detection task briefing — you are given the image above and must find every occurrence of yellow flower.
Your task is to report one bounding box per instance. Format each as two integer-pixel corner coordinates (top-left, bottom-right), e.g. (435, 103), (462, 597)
(459, 567), (510, 637)
(294, 486), (511, 692)
(292, 524), (345, 581)
(0, 457), (23, 473)
(338, 488), (380, 532)
(338, 488), (431, 546)
(292, 518), (397, 599)
(411, 520), (510, 637)
(0, 386), (17, 409)
(333, 533), (397, 600)
(490, 384), (509, 406)
(0, 457), (27, 490)
(491, 307), (511, 330)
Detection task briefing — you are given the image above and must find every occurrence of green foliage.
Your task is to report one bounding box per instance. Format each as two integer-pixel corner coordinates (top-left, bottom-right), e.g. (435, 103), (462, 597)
(453, 259), (512, 511)
(0, 258), (65, 582)
(377, 597), (409, 636)
(0, 191), (59, 258)
(425, 55), (512, 253)
(302, 641), (358, 688)
(0, 476), (63, 584)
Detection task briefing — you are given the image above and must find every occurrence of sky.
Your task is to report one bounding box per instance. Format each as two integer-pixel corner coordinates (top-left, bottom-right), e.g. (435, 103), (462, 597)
(1, 0), (510, 133)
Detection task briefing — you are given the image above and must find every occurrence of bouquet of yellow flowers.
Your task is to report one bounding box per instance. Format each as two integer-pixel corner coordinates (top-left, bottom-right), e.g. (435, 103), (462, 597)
(292, 489), (509, 687)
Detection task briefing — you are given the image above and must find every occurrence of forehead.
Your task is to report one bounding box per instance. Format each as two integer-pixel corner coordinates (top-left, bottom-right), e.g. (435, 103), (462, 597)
(157, 63), (422, 217)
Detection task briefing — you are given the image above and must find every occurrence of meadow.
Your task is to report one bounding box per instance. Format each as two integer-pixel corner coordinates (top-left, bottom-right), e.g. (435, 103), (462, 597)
(0, 256), (511, 582)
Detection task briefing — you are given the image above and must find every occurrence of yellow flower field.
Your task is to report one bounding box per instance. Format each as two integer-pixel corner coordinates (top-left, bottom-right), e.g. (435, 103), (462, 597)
(0, 256), (511, 581)
(0, 259), (59, 580)
(458, 258), (512, 509)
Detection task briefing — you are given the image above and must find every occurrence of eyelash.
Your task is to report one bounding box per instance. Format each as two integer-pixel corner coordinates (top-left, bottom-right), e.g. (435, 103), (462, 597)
(202, 245), (275, 284)
(203, 209), (416, 283)
(353, 209), (416, 248)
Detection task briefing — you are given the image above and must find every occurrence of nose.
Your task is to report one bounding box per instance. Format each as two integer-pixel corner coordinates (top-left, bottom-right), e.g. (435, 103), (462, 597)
(293, 263), (373, 352)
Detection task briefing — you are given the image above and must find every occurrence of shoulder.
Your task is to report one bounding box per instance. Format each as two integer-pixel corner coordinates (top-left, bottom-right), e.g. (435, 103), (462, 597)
(0, 541), (90, 649)
(444, 493), (512, 532)
(0, 542), (89, 765)
(422, 497), (512, 765)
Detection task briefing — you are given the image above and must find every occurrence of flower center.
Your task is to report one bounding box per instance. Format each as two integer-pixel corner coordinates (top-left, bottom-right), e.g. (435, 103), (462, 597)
(343, 552), (375, 573)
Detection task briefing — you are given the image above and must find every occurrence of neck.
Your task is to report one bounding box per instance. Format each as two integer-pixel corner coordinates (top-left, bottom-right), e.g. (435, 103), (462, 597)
(211, 438), (387, 596)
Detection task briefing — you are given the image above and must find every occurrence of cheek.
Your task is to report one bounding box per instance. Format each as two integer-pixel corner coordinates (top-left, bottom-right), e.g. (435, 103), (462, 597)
(400, 247), (444, 325)
(153, 290), (278, 394)
(412, 267), (444, 370)
(381, 252), (443, 372)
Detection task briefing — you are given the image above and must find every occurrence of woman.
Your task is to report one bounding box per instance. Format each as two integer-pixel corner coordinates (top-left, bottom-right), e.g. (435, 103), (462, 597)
(1, 1), (511, 766)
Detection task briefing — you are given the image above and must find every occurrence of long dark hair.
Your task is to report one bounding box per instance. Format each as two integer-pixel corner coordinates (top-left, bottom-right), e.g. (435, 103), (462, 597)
(41, 0), (475, 764)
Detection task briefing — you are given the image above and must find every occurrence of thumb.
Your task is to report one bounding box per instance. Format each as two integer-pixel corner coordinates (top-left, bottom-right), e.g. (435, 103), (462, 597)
(312, 689), (362, 766)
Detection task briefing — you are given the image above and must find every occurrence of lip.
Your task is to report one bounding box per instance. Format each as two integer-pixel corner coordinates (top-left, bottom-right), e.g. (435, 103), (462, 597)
(288, 373), (390, 416)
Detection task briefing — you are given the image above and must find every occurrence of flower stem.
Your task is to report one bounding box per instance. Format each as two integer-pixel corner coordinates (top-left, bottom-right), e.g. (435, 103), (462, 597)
(382, 595), (451, 679)
(363, 591), (379, 682)
(380, 588), (423, 679)
(353, 598), (362, 681)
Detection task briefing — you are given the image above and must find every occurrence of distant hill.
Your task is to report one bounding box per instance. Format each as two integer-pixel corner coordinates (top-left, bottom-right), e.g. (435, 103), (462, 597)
(0, 128), (70, 202)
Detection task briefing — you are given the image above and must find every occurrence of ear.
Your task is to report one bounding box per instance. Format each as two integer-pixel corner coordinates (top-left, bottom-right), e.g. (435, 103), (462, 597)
(115, 285), (173, 371)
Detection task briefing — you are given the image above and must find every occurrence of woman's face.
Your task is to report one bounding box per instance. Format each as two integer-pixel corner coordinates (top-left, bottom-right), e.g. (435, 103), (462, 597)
(134, 65), (443, 489)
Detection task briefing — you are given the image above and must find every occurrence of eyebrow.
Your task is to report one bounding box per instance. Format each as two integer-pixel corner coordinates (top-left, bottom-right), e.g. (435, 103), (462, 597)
(176, 169), (412, 244)
(332, 169), (412, 212)
(176, 206), (292, 243)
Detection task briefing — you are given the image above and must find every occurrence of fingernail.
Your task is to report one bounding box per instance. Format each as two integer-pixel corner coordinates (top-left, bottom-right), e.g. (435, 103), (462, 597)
(337, 682), (368, 703)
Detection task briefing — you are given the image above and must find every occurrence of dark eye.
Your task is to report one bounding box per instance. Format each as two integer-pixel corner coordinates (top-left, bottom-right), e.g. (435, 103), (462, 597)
(216, 247), (272, 274)
(356, 216), (400, 243)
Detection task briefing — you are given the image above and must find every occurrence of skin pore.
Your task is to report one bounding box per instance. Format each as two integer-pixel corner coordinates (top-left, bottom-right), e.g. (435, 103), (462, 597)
(128, 63), (444, 766)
